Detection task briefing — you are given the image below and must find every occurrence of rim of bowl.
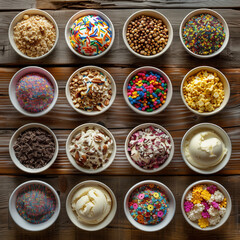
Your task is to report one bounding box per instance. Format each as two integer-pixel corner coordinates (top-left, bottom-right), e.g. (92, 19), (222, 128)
(124, 180), (176, 232)
(180, 66), (230, 116)
(122, 9), (173, 59)
(65, 9), (115, 59)
(65, 65), (116, 116)
(66, 180), (117, 231)
(179, 8), (229, 59)
(125, 123), (174, 173)
(8, 8), (59, 60)
(123, 66), (173, 115)
(9, 180), (60, 231)
(66, 123), (117, 174)
(9, 123), (59, 174)
(180, 123), (232, 175)
(9, 66), (59, 117)
(181, 180), (232, 231)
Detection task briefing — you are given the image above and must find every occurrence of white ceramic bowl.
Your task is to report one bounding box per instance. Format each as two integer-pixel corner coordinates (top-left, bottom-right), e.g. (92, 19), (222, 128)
(66, 123), (116, 174)
(123, 66), (173, 115)
(179, 9), (229, 58)
(124, 180), (176, 232)
(65, 65), (116, 116)
(9, 123), (59, 174)
(9, 8), (59, 60)
(123, 10), (173, 59)
(180, 66), (230, 116)
(65, 9), (115, 59)
(125, 123), (174, 173)
(181, 123), (231, 175)
(9, 66), (58, 117)
(181, 180), (232, 231)
(9, 180), (60, 231)
(66, 180), (117, 231)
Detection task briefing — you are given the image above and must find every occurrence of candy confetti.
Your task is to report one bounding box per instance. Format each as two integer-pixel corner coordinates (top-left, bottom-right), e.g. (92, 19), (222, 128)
(127, 71), (168, 112)
(70, 15), (112, 56)
(182, 13), (225, 55)
(128, 184), (169, 225)
(16, 184), (56, 224)
(16, 73), (54, 113)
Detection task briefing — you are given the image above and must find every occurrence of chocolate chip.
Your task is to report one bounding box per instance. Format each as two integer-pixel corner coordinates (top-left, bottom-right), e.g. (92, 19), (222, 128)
(13, 128), (55, 169)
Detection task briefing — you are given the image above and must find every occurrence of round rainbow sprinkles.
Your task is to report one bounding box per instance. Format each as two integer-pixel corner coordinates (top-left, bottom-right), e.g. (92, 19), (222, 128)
(16, 73), (54, 113)
(182, 13), (225, 55)
(128, 184), (169, 225)
(16, 184), (56, 224)
(70, 15), (112, 56)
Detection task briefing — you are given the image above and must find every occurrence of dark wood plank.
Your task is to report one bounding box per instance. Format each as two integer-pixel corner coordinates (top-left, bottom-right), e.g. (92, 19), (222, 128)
(36, 0), (240, 9)
(0, 0), (35, 10)
(1, 9), (240, 67)
(0, 67), (239, 175)
(1, 175), (240, 240)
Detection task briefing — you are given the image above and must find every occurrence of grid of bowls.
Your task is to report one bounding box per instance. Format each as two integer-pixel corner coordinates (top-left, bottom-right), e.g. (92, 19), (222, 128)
(7, 7), (233, 232)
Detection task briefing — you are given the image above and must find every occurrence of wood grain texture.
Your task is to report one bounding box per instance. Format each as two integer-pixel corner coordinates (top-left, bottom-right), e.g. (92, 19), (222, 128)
(0, 0), (35, 10)
(0, 67), (239, 175)
(36, 0), (240, 9)
(1, 9), (240, 67)
(1, 175), (240, 240)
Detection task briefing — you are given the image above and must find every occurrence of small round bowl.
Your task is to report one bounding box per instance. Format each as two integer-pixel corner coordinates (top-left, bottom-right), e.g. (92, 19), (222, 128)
(9, 66), (58, 117)
(123, 66), (173, 115)
(181, 180), (232, 231)
(125, 123), (174, 173)
(66, 180), (117, 231)
(181, 123), (231, 175)
(9, 180), (60, 231)
(9, 8), (59, 60)
(122, 10), (173, 59)
(124, 180), (176, 232)
(65, 65), (116, 116)
(180, 66), (230, 116)
(66, 123), (116, 174)
(179, 9), (229, 59)
(65, 9), (115, 59)
(9, 123), (59, 174)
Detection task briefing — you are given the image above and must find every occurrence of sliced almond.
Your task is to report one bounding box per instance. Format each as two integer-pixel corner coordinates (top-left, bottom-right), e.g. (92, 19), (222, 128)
(103, 145), (108, 155)
(75, 151), (80, 161)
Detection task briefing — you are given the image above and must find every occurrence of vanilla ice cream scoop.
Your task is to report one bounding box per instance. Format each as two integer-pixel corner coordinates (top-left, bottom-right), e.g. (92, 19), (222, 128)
(185, 131), (227, 169)
(71, 186), (112, 224)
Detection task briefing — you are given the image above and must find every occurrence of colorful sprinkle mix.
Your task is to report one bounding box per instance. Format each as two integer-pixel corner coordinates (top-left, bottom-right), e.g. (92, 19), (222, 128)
(128, 184), (169, 225)
(127, 71), (168, 112)
(70, 15), (112, 56)
(16, 184), (56, 224)
(182, 13), (225, 55)
(184, 184), (227, 228)
(16, 73), (54, 113)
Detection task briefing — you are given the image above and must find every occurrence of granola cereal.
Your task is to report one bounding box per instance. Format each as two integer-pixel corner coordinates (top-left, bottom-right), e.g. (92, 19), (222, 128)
(69, 68), (112, 112)
(69, 126), (113, 169)
(13, 14), (56, 57)
(183, 70), (225, 113)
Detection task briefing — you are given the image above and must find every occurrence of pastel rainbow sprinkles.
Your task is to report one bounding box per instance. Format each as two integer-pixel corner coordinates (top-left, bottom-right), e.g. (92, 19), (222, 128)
(70, 15), (112, 56)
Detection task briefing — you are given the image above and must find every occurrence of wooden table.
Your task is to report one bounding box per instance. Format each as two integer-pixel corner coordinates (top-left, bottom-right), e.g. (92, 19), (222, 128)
(0, 1), (239, 239)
